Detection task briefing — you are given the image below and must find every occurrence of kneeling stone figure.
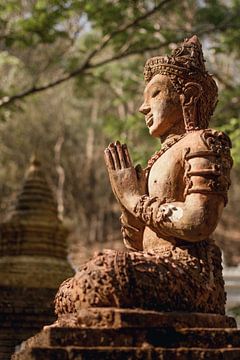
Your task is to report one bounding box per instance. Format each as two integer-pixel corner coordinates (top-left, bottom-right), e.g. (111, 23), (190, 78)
(55, 36), (232, 318)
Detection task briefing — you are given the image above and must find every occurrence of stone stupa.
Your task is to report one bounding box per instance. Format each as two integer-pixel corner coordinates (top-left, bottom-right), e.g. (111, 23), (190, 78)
(0, 156), (73, 359)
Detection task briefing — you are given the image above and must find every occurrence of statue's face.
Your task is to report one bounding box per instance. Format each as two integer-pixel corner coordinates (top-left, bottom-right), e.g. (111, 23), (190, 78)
(139, 74), (183, 137)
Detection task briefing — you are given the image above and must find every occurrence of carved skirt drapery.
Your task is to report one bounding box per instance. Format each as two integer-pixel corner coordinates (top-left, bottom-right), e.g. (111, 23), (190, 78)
(55, 240), (225, 317)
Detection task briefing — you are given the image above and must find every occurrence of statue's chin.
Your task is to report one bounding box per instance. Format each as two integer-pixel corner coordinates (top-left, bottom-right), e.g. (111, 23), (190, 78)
(149, 127), (163, 138)
(148, 119), (167, 138)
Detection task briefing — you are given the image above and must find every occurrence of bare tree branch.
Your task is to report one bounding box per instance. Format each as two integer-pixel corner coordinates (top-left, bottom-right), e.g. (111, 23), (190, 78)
(0, 0), (172, 108)
(0, 1), (237, 109)
(89, 42), (171, 69)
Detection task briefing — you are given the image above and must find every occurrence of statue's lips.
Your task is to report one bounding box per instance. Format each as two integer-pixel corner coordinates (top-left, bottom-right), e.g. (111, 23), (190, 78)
(146, 115), (153, 127)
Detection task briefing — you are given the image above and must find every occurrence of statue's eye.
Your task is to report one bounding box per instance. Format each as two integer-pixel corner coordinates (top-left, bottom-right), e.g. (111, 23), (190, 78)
(152, 89), (160, 98)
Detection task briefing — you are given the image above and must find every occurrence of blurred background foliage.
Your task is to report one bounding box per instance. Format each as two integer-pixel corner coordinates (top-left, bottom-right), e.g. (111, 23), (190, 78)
(0, 0), (239, 265)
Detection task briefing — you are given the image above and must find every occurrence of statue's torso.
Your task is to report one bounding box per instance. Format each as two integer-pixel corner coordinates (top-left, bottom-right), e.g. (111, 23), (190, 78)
(148, 145), (184, 202)
(142, 129), (232, 251)
(143, 142), (184, 250)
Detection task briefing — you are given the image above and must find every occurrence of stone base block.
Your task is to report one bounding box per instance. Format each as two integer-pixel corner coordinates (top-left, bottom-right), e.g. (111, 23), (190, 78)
(54, 307), (237, 329)
(0, 287), (57, 360)
(12, 346), (240, 360)
(12, 308), (240, 360)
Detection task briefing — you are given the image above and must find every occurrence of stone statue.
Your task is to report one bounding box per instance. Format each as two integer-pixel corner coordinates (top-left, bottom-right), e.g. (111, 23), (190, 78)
(55, 36), (232, 322)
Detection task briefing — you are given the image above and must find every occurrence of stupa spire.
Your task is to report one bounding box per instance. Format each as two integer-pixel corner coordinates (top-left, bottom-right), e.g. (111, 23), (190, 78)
(10, 155), (58, 220)
(0, 155), (69, 259)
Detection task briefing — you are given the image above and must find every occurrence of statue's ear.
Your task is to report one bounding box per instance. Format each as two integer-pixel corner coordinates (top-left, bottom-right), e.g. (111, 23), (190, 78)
(180, 82), (202, 107)
(180, 82), (203, 132)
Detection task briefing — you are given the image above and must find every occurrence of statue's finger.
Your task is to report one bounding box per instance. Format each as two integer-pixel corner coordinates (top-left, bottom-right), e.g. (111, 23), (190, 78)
(122, 144), (132, 167)
(109, 143), (121, 169)
(135, 164), (143, 179)
(104, 148), (115, 170)
(115, 140), (126, 168)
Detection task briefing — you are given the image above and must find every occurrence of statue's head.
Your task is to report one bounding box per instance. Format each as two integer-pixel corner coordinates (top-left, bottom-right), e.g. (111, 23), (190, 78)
(139, 36), (218, 137)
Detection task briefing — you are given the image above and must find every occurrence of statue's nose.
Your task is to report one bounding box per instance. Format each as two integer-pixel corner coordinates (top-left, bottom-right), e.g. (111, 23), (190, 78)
(139, 102), (150, 115)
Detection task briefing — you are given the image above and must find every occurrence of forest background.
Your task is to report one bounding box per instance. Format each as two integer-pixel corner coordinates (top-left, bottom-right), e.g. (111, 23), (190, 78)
(0, 0), (239, 267)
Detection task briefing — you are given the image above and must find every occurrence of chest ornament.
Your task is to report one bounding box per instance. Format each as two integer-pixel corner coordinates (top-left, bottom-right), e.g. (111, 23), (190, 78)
(144, 133), (187, 179)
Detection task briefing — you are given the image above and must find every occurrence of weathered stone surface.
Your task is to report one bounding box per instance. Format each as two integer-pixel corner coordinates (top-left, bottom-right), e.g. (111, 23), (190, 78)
(0, 157), (73, 359)
(12, 321), (240, 360)
(54, 308), (236, 329)
(12, 347), (240, 360)
(55, 36), (232, 320)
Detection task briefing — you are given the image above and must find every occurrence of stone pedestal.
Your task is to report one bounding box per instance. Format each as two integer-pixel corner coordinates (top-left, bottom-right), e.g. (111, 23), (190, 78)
(0, 157), (73, 359)
(0, 287), (56, 360)
(12, 308), (240, 360)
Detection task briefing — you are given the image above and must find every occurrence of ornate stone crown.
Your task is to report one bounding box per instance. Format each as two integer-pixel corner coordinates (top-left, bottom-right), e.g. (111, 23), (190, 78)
(144, 36), (218, 130)
(144, 35), (206, 83)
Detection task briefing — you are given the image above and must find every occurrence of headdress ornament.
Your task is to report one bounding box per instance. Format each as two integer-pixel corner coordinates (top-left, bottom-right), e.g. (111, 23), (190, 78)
(144, 35), (206, 83)
(144, 35), (218, 130)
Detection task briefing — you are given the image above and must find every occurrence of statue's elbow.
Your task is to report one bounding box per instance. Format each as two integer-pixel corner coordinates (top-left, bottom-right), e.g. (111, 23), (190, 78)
(180, 213), (218, 242)
(191, 223), (217, 241)
(179, 193), (224, 242)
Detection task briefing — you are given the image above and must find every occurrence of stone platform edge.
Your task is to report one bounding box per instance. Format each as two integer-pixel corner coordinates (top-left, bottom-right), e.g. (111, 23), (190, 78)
(52, 308), (237, 329)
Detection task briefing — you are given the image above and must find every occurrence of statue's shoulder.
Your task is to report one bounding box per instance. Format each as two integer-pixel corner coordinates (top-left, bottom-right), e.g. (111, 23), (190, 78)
(182, 129), (233, 206)
(181, 128), (232, 155)
(198, 128), (232, 153)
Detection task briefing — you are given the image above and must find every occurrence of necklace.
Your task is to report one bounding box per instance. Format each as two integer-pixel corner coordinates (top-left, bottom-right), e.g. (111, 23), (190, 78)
(144, 133), (188, 178)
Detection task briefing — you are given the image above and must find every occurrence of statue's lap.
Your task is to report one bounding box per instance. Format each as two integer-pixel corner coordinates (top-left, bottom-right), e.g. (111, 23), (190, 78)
(55, 240), (225, 317)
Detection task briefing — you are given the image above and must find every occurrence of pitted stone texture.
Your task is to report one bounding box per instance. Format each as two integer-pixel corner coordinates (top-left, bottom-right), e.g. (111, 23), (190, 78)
(55, 245), (225, 316)
(54, 308), (236, 329)
(12, 321), (240, 360)
(12, 347), (240, 360)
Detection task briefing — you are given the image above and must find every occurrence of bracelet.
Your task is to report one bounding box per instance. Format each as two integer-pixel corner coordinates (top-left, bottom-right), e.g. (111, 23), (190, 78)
(133, 195), (165, 225)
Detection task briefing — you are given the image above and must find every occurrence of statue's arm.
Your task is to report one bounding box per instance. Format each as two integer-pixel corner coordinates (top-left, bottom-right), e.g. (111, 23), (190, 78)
(132, 192), (224, 242)
(129, 130), (233, 242)
(104, 132), (232, 244)
(120, 209), (144, 251)
(104, 142), (145, 251)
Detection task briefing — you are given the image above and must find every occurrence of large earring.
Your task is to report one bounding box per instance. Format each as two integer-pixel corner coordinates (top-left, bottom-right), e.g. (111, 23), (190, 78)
(180, 82), (202, 132)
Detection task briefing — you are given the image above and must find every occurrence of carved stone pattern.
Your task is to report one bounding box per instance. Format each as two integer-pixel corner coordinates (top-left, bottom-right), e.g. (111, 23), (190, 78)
(184, 130), (233, 205)
(200, 129), (232, 155)
(144, 37), (218, 130)
(132, 196), (173, 236)
(201, 130), (233, 201)
(134, 195), (158, 223)
(183, 147), (193, 198)
(55, 242), (225, 317)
